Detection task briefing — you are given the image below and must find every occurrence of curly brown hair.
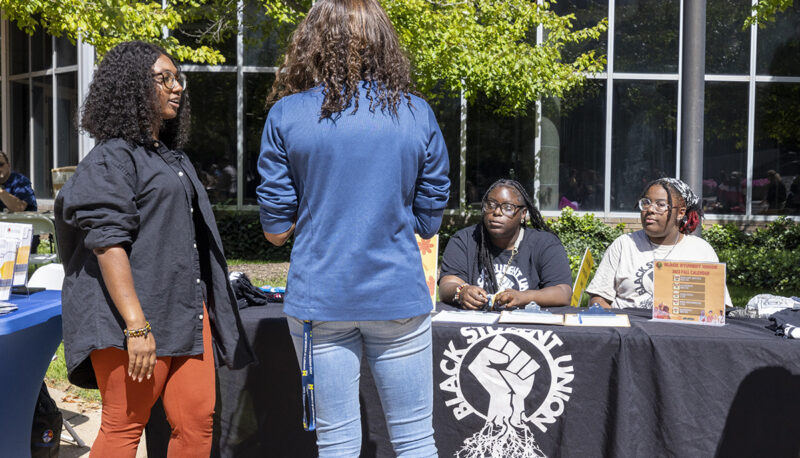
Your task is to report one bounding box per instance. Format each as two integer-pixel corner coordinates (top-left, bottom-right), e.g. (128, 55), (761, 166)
(266, 0), (414, 119)
(81, 41), (190, 149)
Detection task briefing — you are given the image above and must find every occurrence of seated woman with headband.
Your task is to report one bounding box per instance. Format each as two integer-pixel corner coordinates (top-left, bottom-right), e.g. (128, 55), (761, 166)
(587, 177), (732, 309)
(439, 179), (572, 310)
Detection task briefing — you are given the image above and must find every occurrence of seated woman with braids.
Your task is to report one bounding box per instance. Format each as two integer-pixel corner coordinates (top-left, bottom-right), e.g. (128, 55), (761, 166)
(587, 177), (732, 309)
(439, 179), (572, 310)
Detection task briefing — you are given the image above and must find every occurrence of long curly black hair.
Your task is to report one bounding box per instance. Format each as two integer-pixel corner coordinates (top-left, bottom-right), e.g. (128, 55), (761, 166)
(81, 41), (190, 149)
(477, 179), (554, 294)
(266, 0), (414, 119)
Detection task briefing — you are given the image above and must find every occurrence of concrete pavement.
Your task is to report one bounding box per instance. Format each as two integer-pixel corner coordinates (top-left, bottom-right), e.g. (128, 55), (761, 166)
(48, 385), (147, 457)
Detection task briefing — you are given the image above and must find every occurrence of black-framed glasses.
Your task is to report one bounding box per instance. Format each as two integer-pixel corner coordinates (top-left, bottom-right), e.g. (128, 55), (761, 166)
(153, 70), (186, 90)
(638, 197), (677, 214)
(483, 199), (525, 218)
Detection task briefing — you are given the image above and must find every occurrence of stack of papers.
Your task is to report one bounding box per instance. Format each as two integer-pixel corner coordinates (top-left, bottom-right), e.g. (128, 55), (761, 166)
(432, 310), (499, 325)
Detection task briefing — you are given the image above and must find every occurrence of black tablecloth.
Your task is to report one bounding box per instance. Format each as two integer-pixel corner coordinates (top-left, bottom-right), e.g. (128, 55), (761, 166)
(147, 305), (800, 457)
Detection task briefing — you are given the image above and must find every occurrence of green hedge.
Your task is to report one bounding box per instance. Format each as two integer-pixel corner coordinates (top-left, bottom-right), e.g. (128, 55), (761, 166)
(705, 217), (800, 294)
(546, 208), (625, 273)
(214, 210), (292, 261)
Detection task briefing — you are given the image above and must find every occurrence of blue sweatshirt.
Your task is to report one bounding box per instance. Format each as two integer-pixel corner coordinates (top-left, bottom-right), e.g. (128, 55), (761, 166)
(257, 84), (450, 321)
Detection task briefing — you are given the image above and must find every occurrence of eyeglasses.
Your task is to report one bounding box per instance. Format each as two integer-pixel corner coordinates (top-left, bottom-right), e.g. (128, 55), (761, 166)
(153, 70), (186, 90)
(638, 197), (678, 214)
(483, 199), (525, 218)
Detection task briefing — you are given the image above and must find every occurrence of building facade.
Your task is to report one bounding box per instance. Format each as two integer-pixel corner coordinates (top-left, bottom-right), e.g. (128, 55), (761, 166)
(2, 0), (799, 223)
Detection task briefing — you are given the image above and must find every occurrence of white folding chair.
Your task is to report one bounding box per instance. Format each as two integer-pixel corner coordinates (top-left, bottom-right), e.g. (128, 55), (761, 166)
(27, 263), (65, 290)
(0, 212), (59, 265)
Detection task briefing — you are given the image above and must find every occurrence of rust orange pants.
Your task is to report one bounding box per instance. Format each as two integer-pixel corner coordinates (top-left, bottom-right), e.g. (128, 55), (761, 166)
(89, 307), (215, 458)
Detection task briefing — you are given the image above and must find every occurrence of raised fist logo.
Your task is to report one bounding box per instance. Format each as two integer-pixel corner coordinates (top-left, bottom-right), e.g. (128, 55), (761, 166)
(468, 334), (539, 428)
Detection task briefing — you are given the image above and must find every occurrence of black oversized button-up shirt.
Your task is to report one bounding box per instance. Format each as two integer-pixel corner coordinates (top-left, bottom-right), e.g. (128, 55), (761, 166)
(55, 138), (254, 388)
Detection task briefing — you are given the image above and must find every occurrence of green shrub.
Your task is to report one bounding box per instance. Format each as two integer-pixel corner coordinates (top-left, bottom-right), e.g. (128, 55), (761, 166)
(749, 216), (800, 250)
(707, 217), (800, 293)
(718, 247), (800, 294)
(547, 208), (625, 273)
(704, 223), (748, 251)
(214, 210), (292, 261)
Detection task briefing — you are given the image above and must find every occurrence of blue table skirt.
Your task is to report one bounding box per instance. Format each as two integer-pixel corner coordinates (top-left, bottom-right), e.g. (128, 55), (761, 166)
(0, 291), (63, 458)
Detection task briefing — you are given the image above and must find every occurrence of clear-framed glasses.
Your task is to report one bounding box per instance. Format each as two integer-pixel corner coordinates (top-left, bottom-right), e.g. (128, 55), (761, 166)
(153, 70), (186, 90)
(483, 199), (525, 218)
(638, 197), (676, 214)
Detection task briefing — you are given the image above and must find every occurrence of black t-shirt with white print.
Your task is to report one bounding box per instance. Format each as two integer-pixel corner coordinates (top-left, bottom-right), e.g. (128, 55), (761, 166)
(439, 224), (572, 294)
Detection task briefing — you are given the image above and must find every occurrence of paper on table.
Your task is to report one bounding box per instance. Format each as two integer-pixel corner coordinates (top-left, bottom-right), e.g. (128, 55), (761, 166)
(497, 311), (565, 325)
(0, 238), (18, 301)
(564, 313), (630, 327)
(432, 310), (499, 325)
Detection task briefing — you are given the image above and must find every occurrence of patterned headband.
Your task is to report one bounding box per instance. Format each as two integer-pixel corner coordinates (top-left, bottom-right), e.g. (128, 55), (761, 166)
(653, 177), (700, 211)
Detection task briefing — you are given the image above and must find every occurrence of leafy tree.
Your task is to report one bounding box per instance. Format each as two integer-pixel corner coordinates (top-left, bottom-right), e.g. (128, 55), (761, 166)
(1, 0), (607, 115)
(745, 0), (795, 28)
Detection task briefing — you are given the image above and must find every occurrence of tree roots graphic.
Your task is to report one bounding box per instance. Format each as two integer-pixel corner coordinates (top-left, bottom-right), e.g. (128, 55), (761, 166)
(456, 421), (545, 458)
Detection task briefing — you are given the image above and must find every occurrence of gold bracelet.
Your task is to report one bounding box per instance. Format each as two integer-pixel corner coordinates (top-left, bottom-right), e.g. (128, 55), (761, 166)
(123, 321), (151, 338)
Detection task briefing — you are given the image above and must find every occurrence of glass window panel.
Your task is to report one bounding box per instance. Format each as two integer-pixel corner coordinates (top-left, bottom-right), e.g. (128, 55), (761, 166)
(756, 4), (800, 76)
(614, 0), (680, 73)
(10, 22), (29, 75)
(426, 91), (461, 209)
(184, 72), (238, 205)
(540, 80), (606, 212)
(706, 0), (751, 75)
(172, 25), (236, 65)
(702, 83), (748, 215)
(243, 72), (275, 205)
(10, 80), (30, 179)
(550, 0), (608, 70)
(56, 73), (79, 168)
(610, 81), (678, 211)
(55, 35), (77, 67)
(243, 0), (305, 67)
(31, 28), (53, 72)
(466, 95), (537, 207)
(32, 76), (54, 197)
(753, 83), (800, 214)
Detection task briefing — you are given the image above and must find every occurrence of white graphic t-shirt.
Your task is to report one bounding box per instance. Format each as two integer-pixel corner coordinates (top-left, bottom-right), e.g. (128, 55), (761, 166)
(586, 230), (733, 309)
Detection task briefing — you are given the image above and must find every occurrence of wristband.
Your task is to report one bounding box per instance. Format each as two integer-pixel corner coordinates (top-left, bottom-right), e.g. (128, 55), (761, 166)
(123, 321), (151, 339)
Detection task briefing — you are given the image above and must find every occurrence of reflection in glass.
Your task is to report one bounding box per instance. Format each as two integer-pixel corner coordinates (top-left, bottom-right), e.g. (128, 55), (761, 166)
(243, 0), (305, 67)
(706, 0), (751, 75)
(172, 25), (236, 65)
(611, 81), (678, 211)
(703, 83), (748, 215)
(10, 22), (28, 75)
(33, 76), (54, 196)
(756, 4), (800, 76)
(541, 80), (606, 212)
(426, 91), (461, 208)
(56, 73), (79, 168)
(31, 28), (53, 72)
(183, 72), (238, 204)
(550, 0), (608, 70)
(244, 73), (275, 205)
(614, 0), (680, 73)
(466, 95), (536, 206)
(754, 83), (800, 214)
(10, 81), (30, 178)
(56, 35), (77, 67)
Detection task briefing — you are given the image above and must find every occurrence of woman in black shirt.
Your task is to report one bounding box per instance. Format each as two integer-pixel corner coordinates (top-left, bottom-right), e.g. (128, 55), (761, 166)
(439, 179), (572, 310)
(55, 41), (253, 456)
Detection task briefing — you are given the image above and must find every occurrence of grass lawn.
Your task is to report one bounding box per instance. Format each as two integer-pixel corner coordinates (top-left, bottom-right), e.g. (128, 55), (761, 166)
(46, 343), (102, 403)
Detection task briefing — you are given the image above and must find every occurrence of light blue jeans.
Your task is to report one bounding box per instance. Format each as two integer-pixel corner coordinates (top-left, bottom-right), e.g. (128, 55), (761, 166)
(287, 314), (437, 457)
